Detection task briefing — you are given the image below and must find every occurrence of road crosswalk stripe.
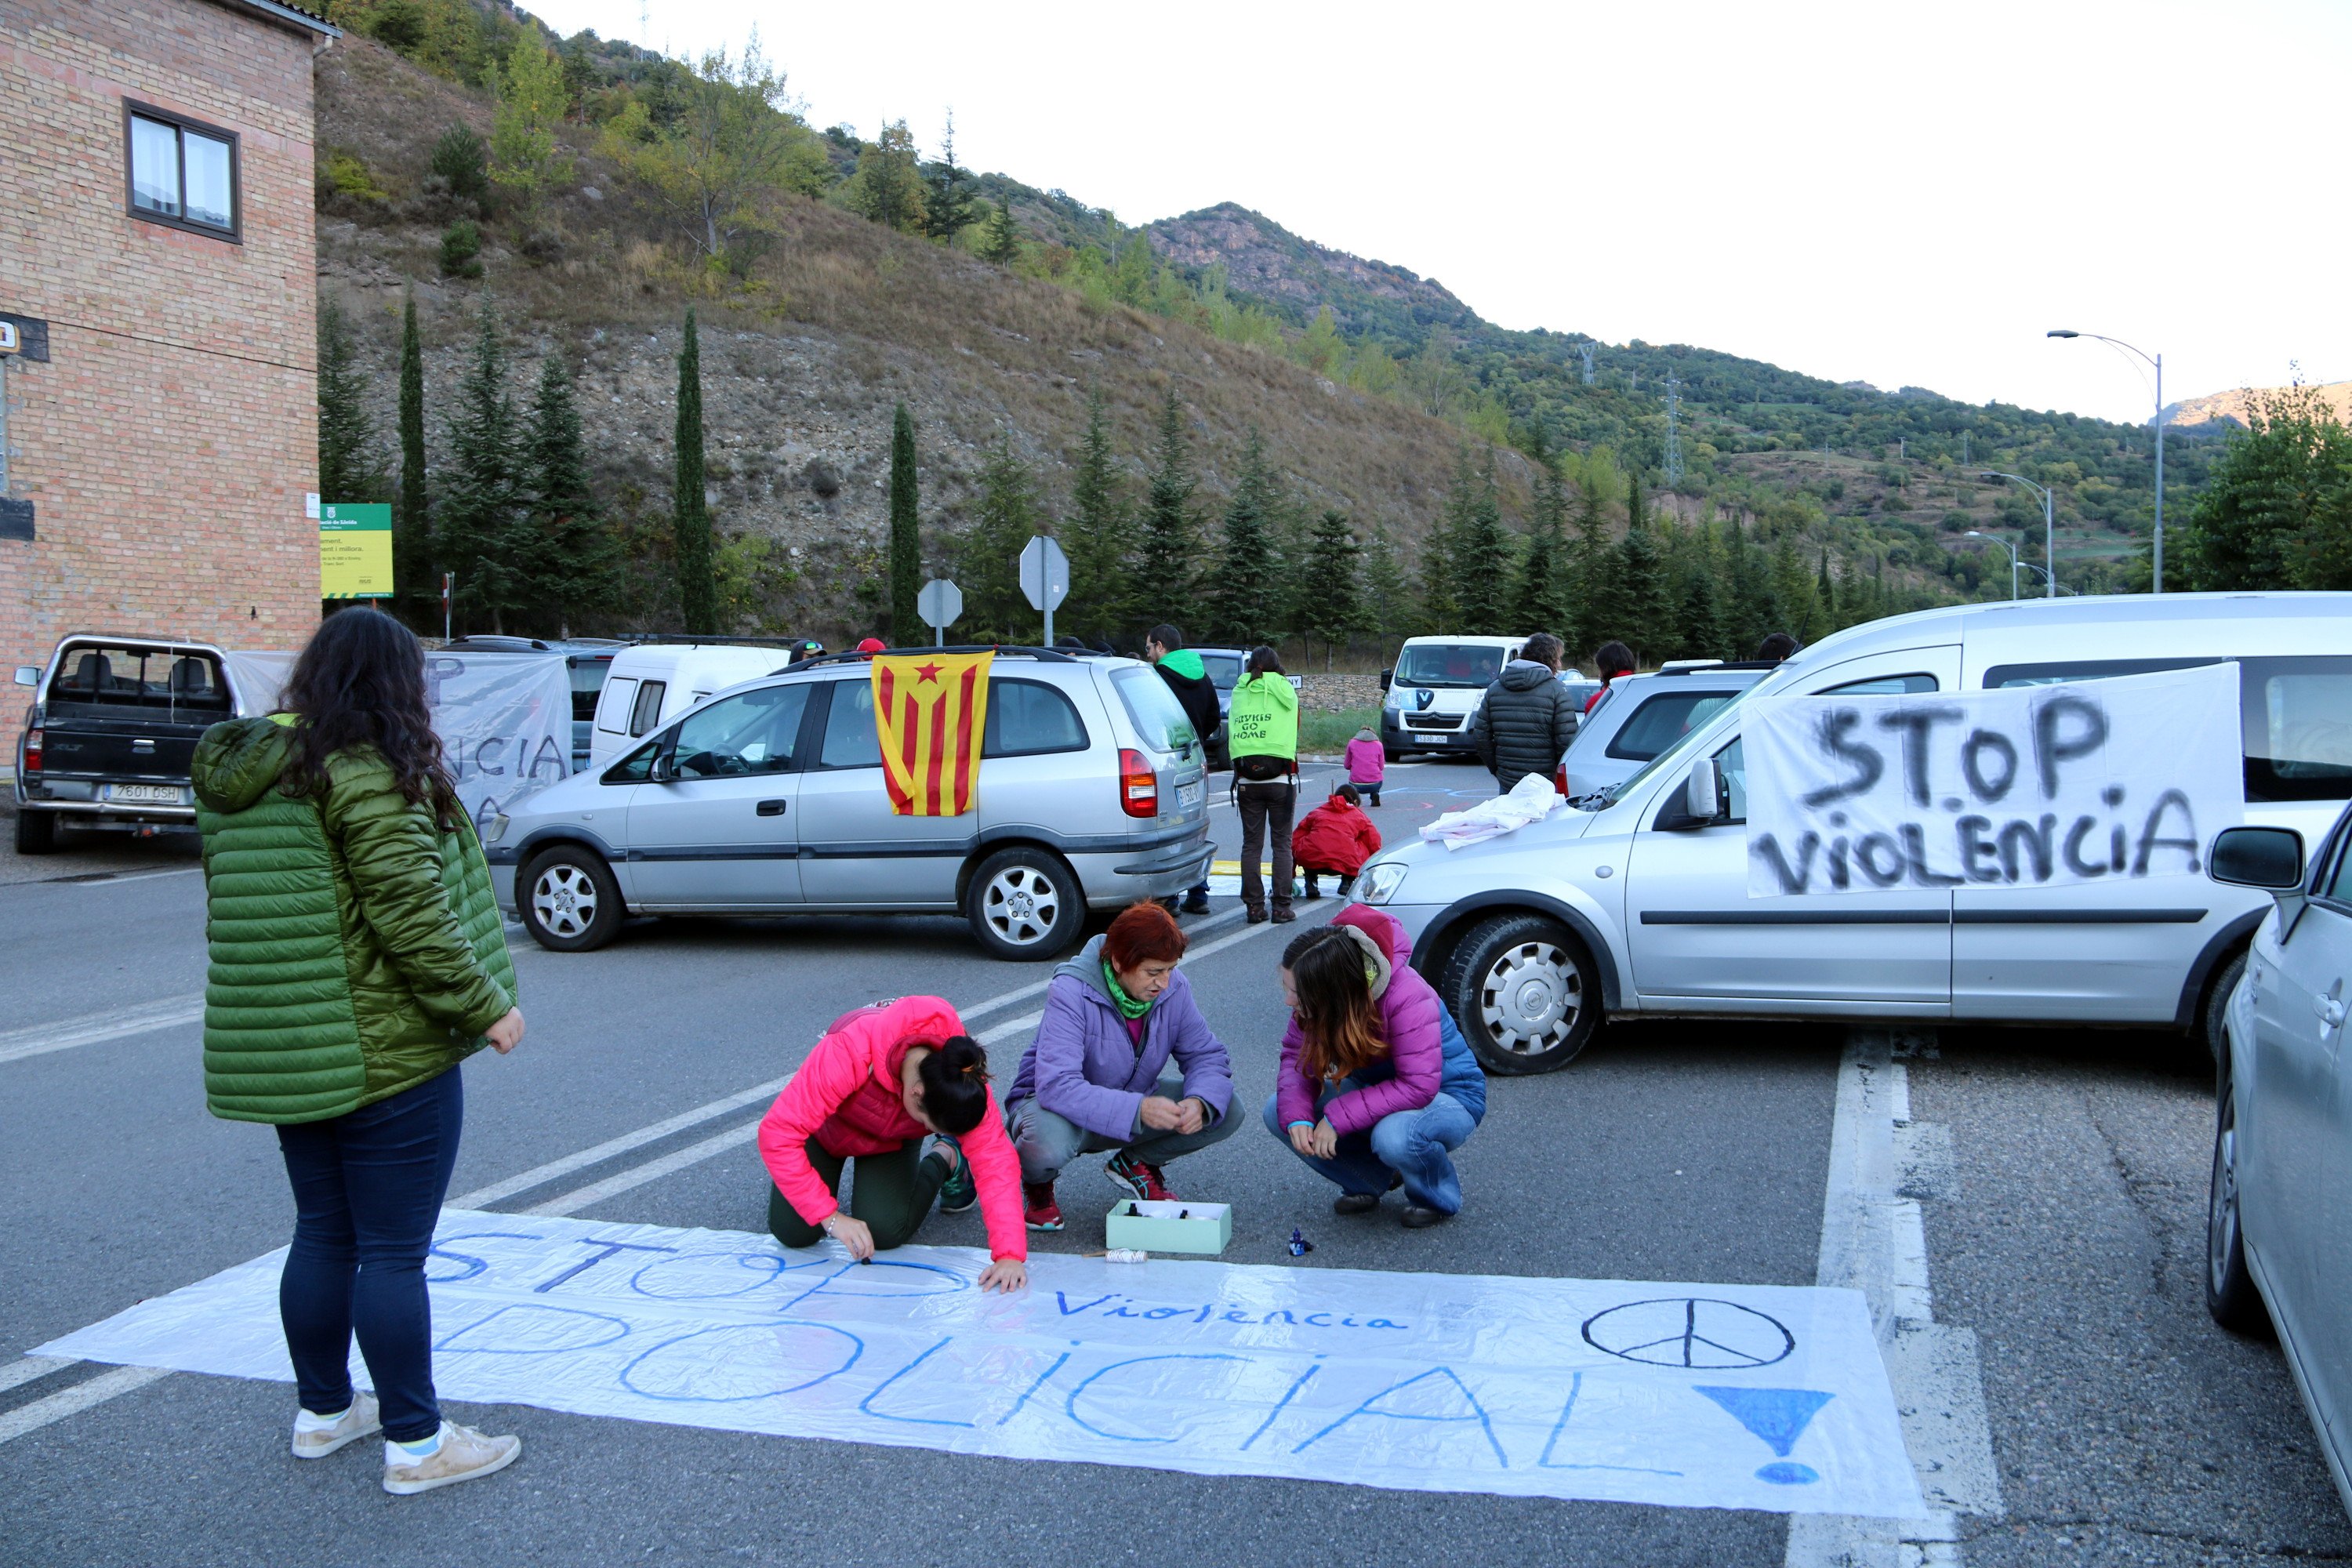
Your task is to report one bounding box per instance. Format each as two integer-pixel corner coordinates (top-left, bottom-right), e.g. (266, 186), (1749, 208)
(0, 1365), (171, 1446)
(0, 996), (204, 1066)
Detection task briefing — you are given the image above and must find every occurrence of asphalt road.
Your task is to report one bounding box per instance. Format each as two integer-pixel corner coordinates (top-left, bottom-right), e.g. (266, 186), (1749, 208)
(2, 761), (2346, 1566)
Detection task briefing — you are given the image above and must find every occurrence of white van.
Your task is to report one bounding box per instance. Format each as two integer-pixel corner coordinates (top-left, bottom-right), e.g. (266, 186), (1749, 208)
(1378, 634), (1531, 760)
(1356, 593), (2352, 1073)
(587, 644), (793, 771)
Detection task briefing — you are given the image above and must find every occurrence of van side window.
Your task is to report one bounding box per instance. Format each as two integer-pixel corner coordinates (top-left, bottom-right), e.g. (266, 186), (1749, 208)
(1820, 673), (1938, 695)
(628, 680), (668, 738)
(1606, 692), (1736, 761)
(595, 677), (638, 735)
(818, 679), (883, 768)
(604, 736), (659, 784)
(984, 679), (1087, 758)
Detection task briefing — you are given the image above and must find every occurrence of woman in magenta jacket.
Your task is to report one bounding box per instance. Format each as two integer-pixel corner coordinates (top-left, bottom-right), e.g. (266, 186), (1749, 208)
(757, 995), (1028, 1292)
(1262, 906), (1486, 1228)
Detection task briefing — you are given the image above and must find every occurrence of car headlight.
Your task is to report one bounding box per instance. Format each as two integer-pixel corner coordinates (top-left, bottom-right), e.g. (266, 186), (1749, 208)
(1356, 859), (1409, 906)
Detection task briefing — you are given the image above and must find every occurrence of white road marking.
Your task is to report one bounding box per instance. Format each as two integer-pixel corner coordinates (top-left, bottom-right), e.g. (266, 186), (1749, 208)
(41, 866), (205, 887)
(0, 1355), (74, 1394)
(0, 994), (204, 1066)
(524, 1120), (767, 1218)
(448, 1076), (794, 1210)
(1786, 1029), (2001, 1568)
(0, 1364), (171, 1446)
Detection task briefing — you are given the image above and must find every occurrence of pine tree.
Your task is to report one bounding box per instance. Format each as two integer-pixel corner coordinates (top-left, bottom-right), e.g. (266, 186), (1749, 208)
(1360, 521), (1412, 648)
(521, 351), (619, 629)
(841, 120), (927, 234)
(1514, 444), (1569, 637)
(1771, 532), (1821, 644)
(1726, 523), (1783, 654)
(1063, 387), (1130, 641)
(1426, 447), (1476, 626)
(1268, 485), (1314, 648)
(920, 112), (977, 243)
(1454, 450), (1516, 630)
(1610, 523), (1673, 666)
(395, 291), (430, 623)
(1207, 428), (1278, 647)
(979, 199), (1021, 265)
(1135, 389), (1197, 633)
(318, 299), (389, 506)
(1817, 548), (1838, 630)
(959, 437), (1046, 641)
(1671, 567), (1725, 661)
(1418, 532), (1461, 633)
(887, 401), (921, 643)
(437, 304), (526, 633)
(1301, 509), (1363, 666)
(673, 308), (717, 633)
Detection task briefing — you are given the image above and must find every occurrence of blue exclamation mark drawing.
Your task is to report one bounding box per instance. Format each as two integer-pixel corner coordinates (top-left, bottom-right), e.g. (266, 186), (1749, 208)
(1693, 1386), (1835, 1485)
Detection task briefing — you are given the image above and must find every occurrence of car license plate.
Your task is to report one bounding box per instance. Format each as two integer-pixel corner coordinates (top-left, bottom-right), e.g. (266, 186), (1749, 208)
(1177, 780), (1203, 809)
(107, 783), (180, 804)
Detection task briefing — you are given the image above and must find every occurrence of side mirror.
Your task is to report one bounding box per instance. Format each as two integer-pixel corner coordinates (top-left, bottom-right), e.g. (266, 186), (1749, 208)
(1685, 755), (1721, 822)
(648, 752), (676, 784)
(2209, 826), (2304, 891)
(13, 666), (37, 687)
(1378, 668), (1393, 689)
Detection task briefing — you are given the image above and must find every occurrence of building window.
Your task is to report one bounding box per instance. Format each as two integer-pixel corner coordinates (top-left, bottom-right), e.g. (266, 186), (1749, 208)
(124, 102), (239, 239)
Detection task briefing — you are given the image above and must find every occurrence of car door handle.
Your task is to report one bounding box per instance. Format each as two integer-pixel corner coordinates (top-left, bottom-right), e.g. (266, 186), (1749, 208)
(757, 799), (787, 817)
(2318, 995), (2346, 1028)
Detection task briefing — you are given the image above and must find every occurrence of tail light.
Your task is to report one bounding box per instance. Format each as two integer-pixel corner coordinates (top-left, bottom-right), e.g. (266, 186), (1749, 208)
(1118, 748), (1158, 818)
(22, 726), (41, 777)
(1553, 764), (1568, 797)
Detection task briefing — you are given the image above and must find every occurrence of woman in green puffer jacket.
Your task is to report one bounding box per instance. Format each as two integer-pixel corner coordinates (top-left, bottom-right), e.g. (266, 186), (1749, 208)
(193, 607), (525, 1497)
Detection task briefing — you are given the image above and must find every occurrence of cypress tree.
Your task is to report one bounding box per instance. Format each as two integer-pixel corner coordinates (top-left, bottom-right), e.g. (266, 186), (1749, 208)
(437, 303), (525, 633)
(521, 351), (618, 630)
(887, 401), (921, 643)
(673, 308), (717, 633)
(1207, 427), (1277, 647)
(396, 290), (430, 621)
(1817, 548), (1838, 629)
(1136, 388), (1196, 632)
(1063, 387), (1130, 641)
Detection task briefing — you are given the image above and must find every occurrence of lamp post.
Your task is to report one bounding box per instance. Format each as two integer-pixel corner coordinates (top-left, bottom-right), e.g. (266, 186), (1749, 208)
(1981, 473), (2056, 599)
(1965, 530), (2020, 600)
(2049, 328), (2165, 593)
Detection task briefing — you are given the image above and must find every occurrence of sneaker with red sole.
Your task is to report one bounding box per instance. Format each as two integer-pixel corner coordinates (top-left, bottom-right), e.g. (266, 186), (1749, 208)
(1105, 1151), (1176, 1203)
(1023, 1181), (1065, 1232)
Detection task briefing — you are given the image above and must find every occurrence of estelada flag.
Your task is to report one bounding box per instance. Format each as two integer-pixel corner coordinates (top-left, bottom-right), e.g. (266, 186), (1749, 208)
(872, 651), (993, 815)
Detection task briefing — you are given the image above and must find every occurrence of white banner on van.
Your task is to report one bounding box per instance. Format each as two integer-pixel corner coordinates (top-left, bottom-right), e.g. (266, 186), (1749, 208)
(1744, 664), (2242, 897)
(225, 648), (570, 833)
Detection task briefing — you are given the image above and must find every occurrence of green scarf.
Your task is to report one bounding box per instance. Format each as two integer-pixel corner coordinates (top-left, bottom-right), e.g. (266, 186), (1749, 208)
(1103, 962), (1153, 1020)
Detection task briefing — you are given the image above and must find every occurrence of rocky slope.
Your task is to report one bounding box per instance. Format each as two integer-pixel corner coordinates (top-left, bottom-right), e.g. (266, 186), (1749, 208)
(2163, 381), (2352, 430)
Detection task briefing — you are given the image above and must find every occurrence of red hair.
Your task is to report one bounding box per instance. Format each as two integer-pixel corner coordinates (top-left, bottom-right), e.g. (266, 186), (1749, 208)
(1103, 900), (1188, 972)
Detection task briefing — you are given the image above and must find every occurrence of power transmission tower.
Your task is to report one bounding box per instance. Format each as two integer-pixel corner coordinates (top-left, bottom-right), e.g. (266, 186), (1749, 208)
(1577, 343), (1596, 386)
(1663, 375), (1683, 487)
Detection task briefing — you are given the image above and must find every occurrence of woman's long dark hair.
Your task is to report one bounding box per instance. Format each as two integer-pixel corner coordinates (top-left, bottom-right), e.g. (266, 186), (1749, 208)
(1283, 927), (1386, 1083)
(278, 608), (459, 820)
(916, 1036), (992, 1135)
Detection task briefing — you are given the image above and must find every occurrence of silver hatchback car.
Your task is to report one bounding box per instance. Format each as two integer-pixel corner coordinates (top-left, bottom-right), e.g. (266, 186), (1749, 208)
(487, 648), (1214, 960)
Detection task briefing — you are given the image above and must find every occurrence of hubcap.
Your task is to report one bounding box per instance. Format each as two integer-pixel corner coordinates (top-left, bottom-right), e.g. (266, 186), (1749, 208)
(982, 866), (1062, 948)
(532, 863), (600, 939)
(1479, 940), (1581, 1057)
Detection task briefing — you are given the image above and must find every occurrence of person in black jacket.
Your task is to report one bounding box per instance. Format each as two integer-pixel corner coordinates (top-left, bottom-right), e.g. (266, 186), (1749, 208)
(1146, 623), (1221, 915)
(1465, 632), (1577, 794)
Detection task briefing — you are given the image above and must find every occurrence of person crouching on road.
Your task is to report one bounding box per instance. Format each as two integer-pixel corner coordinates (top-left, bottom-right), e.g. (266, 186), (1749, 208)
(1004, 901), (1238, 1231)
(1263, 906), (1486, 1229)
(757, 996), (1028, 1293)
(1291, 783), (1382, 900)
(1344, 724), (1385, 806)
(192, 606), (526, 1497)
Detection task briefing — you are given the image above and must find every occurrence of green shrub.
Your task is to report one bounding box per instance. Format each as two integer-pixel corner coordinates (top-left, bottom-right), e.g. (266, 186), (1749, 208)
(323, 151), (387, 202)
(439, 218), (483, 278)
(429, 124), (489, 204)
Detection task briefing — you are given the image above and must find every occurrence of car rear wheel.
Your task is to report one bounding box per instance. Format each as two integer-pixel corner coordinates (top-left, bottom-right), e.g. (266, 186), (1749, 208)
(2208, 1039), (2272, 1336)
(966, 847), (1083, 961)
(2199, 949), (2246, 1065)
(1440, 913), (1602, 1075)
(519, 844), (624, 952)
(13, 808), (57, 855)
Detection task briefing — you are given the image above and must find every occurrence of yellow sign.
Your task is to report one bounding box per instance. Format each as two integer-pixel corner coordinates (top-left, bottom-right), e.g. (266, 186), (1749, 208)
(319, 503), (394, 599)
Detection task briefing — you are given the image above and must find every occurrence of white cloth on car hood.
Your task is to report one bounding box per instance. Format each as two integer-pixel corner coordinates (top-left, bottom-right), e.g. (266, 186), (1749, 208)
(1417, 772), (1563, 851)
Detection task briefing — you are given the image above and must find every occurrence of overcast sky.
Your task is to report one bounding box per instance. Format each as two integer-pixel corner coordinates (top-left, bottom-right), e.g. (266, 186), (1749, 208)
(524, 0), (2349, 426)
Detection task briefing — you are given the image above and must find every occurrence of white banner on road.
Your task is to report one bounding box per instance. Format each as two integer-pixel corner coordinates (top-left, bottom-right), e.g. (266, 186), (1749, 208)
(226, 648), (571, 833)
(1745, 664), (2242, 897)
(38, 1209), (1925, 1519)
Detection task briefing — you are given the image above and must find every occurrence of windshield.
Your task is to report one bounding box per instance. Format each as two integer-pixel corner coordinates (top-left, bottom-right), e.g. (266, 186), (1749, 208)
(1198, 652), (1243, 691)
(1597, 682), (1759, 804)
(1395, 644), (1508, 690)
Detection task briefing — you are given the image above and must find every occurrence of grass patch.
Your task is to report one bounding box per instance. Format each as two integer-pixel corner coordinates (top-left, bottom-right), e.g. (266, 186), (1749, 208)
(1300, 707), (1378, 753)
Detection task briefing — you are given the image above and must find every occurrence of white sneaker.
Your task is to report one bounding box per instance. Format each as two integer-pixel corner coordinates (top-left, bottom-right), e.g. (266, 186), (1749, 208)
(381, 1421), (523, 1496)
(291, 1392), (381, 1459)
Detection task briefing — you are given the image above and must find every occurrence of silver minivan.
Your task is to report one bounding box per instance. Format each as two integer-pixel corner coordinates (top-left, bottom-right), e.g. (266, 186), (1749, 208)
(488, 648), (1213, 960)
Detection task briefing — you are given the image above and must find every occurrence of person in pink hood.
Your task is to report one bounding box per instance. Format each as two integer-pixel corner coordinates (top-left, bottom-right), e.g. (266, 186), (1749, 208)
(1263, 906), (1486, 1228)
(757, 996), (1028, 1292)
(1343, 725), (1385, 806)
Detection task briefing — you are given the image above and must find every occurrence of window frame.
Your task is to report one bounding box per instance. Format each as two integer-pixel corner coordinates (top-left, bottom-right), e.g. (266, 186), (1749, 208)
(1604, 689), (1742, 762)
(123, 100), (241, 242)
(983, 677), (1091, 760)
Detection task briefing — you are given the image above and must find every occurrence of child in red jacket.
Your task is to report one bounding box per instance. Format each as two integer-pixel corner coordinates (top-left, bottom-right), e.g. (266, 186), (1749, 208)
(1290, 783), (1384, 900)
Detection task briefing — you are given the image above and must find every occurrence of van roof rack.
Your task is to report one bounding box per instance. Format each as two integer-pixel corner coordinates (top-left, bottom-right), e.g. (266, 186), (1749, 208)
(782, 644), (1080, 672)
(1657, 659), (1781, 675)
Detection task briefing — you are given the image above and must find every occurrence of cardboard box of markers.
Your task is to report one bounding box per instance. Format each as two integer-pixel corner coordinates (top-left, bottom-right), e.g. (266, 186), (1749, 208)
(1104, 1199), (1232, 1256)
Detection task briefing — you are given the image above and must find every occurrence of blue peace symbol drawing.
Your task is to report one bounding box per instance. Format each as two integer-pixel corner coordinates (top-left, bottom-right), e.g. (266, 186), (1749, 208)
(1581, 1298), (1795, 1369)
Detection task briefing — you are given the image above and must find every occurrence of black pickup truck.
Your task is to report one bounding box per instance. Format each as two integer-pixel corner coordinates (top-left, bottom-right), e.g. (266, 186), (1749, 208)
(11, 635), (241, 853)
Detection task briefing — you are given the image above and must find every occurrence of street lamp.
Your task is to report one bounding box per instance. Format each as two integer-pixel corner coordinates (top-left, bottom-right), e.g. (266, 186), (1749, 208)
(2049, 328), (2166, 593)
(1965, 530), (2020, 600)
(1981, 472), (2056, 598)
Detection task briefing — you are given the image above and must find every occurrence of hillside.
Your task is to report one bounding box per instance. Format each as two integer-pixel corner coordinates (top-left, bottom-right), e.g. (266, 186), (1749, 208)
(2165, 380), (2352, 431)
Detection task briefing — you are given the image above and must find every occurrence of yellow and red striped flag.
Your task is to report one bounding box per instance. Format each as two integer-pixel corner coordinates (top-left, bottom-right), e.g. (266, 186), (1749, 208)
(872, 651), (993, 815)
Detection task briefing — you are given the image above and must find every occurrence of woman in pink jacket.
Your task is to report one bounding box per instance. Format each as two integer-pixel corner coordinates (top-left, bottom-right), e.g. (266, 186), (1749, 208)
(1262, 906), (1486, 1228)
(757, 996), (1028, 1292)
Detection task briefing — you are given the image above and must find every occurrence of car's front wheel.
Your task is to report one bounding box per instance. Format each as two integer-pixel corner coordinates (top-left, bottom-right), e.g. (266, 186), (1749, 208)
(517, 844), (624, 953)
(966, 846), (1084, 960)
(2208, 1037), (2271, 1335)
(1440, 913), (1603, 1075)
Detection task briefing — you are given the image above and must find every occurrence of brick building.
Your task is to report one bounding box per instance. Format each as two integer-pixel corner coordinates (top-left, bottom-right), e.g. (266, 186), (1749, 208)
(0, 0), (337, 679)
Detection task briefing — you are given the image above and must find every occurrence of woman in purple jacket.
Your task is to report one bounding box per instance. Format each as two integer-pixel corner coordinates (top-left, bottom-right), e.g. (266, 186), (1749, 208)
(1262, 907), (1487, 1228)
(1004, 902), (1238, 1231)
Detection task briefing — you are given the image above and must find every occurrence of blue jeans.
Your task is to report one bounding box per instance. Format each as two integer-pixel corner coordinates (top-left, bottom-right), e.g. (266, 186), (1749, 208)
(1261, 1084), (1475, 1216)
(274, 1067), (463, 1442)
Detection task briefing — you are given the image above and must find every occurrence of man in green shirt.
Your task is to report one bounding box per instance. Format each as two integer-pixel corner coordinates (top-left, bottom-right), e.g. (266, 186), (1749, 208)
(1226, 645), (1300, 924)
